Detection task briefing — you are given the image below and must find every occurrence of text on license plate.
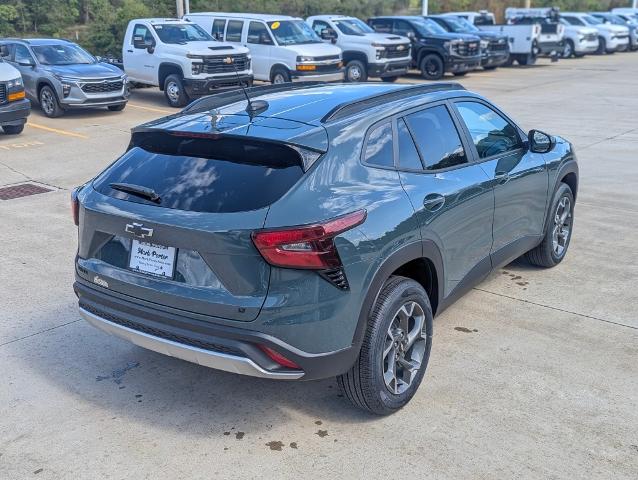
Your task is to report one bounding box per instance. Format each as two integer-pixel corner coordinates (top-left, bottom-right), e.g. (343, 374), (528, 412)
(129, 240), (176, 278)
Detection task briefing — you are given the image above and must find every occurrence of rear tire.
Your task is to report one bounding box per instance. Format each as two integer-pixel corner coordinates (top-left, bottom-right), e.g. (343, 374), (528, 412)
(525, 183), (575, 268)
(419, 53), (444, 80)
(2, 124), (24, 135)
(39, 85), (64, 118)
(345, 60), (368, 82)
(337, 276), (433, 415)
(108, 104), (126, 112)
(163, 74), (189, 108)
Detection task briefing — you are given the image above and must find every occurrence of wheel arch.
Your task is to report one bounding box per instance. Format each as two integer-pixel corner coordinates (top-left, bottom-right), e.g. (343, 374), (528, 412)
(342, 50), (368, 66)
(36, 79), (57, 99)
(158, 63), (184, 91)
(351, 240), (444, 349)
(417, 48), (444, 66)
(269, 63), (290, 81)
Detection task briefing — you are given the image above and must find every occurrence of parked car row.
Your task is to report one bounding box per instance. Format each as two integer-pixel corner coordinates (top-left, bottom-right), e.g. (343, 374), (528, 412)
(1, 7), (636, 128)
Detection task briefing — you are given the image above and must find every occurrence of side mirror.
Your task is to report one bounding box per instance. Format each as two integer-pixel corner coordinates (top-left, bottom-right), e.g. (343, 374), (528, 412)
(18, 58), (35, 67)
(407, 31), (416, 40)
(528, 129), (555, 153)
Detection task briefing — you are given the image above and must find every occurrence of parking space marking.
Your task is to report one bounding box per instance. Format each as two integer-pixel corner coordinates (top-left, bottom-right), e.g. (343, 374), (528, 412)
(127, 103), (172, 114)
(28, 122), (89, 139)
(0, 140), (44, 151)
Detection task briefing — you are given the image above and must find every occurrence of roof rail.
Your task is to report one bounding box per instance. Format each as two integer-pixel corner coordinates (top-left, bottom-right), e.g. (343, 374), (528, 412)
(321, 83), (466, 123)
(182, 81), (325, 114)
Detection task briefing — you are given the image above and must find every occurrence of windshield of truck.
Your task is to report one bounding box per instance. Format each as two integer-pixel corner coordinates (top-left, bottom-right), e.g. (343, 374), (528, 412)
(32, 44), (95, 65)
(413, 18), (448, 36)
(334, 18), (375, 35)
(153, 24), (213, 44)
(268, 20), (321, 45)
(583, 15), (602, 25)
(442, 16), (479, 32)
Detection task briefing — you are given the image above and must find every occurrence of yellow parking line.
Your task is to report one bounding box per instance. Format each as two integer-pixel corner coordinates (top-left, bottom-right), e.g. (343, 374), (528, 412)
(127, 103), (172, 114)
(28, 122), (89, 139)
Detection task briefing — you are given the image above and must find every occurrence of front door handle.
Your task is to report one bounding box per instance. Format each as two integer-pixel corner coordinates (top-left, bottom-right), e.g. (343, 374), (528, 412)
(494, 171), (510, 185)
(423, 194), (445, 211)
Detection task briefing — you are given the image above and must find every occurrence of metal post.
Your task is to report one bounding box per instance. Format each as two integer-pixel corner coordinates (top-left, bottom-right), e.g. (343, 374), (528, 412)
(422, 0), (428, 16)
(525, 0), (531, 7)
(176, 0), (184, 19)
(184, 0), (190, 15)
(633, 0), (637, 9)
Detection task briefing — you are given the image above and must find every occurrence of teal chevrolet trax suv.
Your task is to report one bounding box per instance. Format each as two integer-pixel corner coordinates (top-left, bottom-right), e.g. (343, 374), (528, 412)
(72, 82), (578, 414)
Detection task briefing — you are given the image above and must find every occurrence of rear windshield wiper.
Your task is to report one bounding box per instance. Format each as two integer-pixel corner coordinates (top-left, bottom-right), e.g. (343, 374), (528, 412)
(109, 182), (161, 203)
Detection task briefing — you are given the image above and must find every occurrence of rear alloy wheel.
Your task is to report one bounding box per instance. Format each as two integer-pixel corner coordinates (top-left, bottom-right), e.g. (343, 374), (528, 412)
(39, 85), (64, 118)
(163, 74), (189, 108)
(525, 183), (575, 267)
(271, 68), (291, 84)
(419, 54), (444, 80)
(562, 39), (574, 58)
(337, 276), (433, 415)
(345, 60), (368, 82)
(2, 124), (24, 135)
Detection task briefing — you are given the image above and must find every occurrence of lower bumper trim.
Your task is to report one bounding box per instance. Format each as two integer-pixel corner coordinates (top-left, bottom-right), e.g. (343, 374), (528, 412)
(80, 307), (304, 380)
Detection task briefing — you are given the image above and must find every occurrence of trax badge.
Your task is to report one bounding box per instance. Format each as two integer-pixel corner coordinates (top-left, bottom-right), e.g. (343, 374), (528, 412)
(125, 222), (153, 239)
(93, 276), (109, 289)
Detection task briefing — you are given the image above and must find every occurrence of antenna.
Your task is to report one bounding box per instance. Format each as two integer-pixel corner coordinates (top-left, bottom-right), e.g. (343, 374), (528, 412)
(223, 56), (268, 118)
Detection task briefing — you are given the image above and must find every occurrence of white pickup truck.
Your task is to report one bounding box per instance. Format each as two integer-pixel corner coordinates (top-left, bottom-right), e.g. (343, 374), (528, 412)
(122, 18), (253, 107)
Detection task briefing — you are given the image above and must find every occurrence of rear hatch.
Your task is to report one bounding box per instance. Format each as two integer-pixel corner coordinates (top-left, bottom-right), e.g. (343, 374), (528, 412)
(76, 113), (327, 322)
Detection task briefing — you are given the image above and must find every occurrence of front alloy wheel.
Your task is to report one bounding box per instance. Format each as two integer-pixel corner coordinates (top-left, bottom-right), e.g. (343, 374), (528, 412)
(551, 196), (572, 258)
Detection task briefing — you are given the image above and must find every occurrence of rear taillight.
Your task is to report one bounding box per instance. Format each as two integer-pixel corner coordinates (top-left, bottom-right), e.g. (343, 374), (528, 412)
(251, 210), (366, 270)
(71, 189), (80, 226)
(258, 345), (301, 370)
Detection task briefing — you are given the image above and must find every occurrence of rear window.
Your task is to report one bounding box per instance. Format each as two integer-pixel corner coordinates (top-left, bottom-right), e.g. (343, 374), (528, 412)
(93, 135), (304, 213)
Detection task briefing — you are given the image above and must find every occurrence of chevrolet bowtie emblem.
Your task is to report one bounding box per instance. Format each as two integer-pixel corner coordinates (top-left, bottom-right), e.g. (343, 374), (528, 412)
(223, 56), (234, 64)
(125, 222), (153, 239)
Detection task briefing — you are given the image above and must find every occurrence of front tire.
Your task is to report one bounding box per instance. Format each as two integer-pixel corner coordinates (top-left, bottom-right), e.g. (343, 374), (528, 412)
(163, 74), (189, 108)
(419, 53), (444, 80)
(2, 124), (24, 135)
(337, 276), (433, 415)
(345, 60), (368, 82)
(271, 67), (291, 84)
(525, 183), (575, 268)
(39, 85), (64, 118)
(562, 39), (574, 58)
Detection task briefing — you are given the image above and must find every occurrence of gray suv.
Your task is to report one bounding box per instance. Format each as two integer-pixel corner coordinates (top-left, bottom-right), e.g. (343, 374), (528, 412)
(72, 82), (578, 414)
(0, 39), (129, 117)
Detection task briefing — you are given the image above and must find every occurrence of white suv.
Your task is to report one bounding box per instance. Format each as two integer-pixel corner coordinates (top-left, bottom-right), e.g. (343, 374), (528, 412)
(306, 15), (411, 82)
(561, 12), (629, 53)
(185, 13), (343, 84)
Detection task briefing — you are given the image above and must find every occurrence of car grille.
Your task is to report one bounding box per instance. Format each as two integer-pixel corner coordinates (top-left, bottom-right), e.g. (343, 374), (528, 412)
(488, 39), (509, 52)
(584, 33), (598, 42)
(379, 44), (410, 59)
(312, 54), (341, 62)
(453, 41), (480, 57)
(202, 54), (250, 74)
(0, 83), (6, 104)
(81, 79), (124, 94)
(615, 33), (629, 39)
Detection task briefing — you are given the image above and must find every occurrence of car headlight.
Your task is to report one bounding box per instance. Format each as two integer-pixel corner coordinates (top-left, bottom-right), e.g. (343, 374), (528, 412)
(480, 40), (489, 49)
(296, 56), (315, 63)
(6, 77), (23, 89)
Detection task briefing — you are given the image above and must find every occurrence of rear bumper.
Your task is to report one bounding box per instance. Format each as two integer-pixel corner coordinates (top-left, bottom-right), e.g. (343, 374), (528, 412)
(74, 280), (358, 381)
(368, 59), (410, 78)
(0, 98), (31, 126)
(183, 74), (254, 97)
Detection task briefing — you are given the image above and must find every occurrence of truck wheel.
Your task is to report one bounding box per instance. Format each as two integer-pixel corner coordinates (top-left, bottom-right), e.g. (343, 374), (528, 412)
(39, 85), (64, 118)
(345, 60), (367, 82)
(525, 183), (575, 268)
(164, 74), (190, 108)
(337, 276), (433, 415)
(596, 37), (606, 55)
(2, 124), (24, 135)
(271, 67), (291, 84)
(419, 54), (444, 80)
(562, 40), (574, 58)
(107, 104), (126, 112)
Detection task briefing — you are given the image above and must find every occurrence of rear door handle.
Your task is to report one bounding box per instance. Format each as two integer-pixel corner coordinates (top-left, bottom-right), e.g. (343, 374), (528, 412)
(423, 194), (445, 211)
(494, 172), (510, 185)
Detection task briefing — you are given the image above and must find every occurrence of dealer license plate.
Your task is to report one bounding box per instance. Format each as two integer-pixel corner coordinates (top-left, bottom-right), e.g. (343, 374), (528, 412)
(128, 240), (176, 278)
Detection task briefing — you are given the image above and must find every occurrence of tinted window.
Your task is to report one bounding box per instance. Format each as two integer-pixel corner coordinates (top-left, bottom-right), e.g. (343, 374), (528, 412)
(14, 45), (33, 64)
(394, 20), (414, 36)
(562, 16), (585, 26)
(370, 19), (392, 33)
(404, 105), (468, 170)
(212, 19), (226, 40)
(153, 24), (213, 43)
(133, 24), (154, 47)
(456, 101), (521, 159)
(397, 119), (423, 170)
(93, 136), (304, 213)
(247, 21), (273, 44)
(364, 122), (394, 167)
(0, 43), (13, 60)
(311, 20), (331, 37)
(226, 20), (244, 42)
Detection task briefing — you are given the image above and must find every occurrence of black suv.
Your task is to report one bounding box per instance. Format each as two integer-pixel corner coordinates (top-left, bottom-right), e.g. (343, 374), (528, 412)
(368, 16), (481, 79)
(428, 15), (510, 70)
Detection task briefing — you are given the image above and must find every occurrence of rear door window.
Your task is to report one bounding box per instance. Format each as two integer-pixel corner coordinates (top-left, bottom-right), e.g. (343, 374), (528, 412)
(403, 105), (468, 170)
(397, 118), (423, 170)
(212, 19), (226, 40)
(369, 19), (392, 33)
(247, 21), (273, 45)
(225, 20), (244, 42)
(93, 135), (304, 213)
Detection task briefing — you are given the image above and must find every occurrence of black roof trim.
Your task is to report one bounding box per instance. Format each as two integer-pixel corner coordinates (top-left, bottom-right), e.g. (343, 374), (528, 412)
(182, 81), (326, 115)
(321, 83), (466, 123)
